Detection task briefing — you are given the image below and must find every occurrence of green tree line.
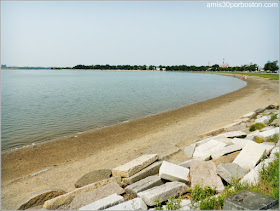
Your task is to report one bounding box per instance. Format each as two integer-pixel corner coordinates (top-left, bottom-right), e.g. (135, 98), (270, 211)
(53, 60), (279, 72)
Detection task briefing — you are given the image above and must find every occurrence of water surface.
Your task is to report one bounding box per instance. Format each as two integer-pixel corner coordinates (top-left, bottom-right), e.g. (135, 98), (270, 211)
(1, 70), (246, 151)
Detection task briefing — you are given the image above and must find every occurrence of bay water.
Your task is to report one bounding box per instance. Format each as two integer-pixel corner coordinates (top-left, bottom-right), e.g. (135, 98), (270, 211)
(1, 69), (246, 151)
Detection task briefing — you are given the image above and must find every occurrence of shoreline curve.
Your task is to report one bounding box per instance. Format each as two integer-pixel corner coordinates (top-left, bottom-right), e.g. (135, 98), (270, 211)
(1, 74), (278, 184)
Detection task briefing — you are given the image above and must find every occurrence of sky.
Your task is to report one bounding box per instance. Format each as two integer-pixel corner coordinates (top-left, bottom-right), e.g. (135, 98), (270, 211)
(1, 1), (279, 67)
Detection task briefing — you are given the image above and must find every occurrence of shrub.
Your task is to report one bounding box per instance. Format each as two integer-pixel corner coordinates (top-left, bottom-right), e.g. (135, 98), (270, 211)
(249, 123), (266, 132)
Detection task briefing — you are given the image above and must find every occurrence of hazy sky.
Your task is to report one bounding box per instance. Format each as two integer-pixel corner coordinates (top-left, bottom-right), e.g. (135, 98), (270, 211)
(1, 1), (279, 67)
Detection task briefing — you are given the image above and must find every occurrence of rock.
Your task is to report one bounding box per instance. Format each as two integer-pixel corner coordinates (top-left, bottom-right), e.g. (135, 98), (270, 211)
(259, 127), (279, 139)
(242, 112), (256, 119)
(233, 142), (266, 171)
(255, 108), (266, 114)
(260, 126), (275, 132)
(231, 138), (255, 148)
(260, 142), (275, 155)
(270, 119), (279, 127)
(183, 144), (196, 159)
(240, 158), (274, 185)
(255, 116), (270, 124)
(211, 144), (242, 160)
(269, 147), (279, 160)
(122, 161), (162, 185)
(137, 182), (188, 206)
(199, 127), (226, 138)
(75, 169), (112, 188)
(266, 104), (276, 109)
(159, 161), (190, 183)
(223, 190), (278, 210)
(106, 198), (147, 210)
(79, 193), (124, 210)
(43, 176), (121, 210)
(214, 137), (234, 146)
(179, 199), (192, 210)
(190, 161), (224, 192)
(69, 182), (124, 210)
(16, 188), (66, 210)
(192, 139), (227, 160)
(246, 130), (260, 140)
(216, 131), (247, 139)
(112, 154), (158, 178)
(216, 163), (246, 184)
(125, 176), (163, 197)
(179, 159), (201, 168)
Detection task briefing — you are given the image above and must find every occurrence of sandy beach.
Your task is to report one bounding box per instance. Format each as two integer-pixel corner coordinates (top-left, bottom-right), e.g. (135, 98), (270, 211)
(1, 74), (279, 210)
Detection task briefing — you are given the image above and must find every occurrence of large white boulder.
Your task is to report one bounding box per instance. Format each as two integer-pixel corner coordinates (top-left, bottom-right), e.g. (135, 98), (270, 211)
(159, 161), (190, 183)
(233, 142), (266, 171)
(112, 154), (158, 177)
(192, 139), (226, 160)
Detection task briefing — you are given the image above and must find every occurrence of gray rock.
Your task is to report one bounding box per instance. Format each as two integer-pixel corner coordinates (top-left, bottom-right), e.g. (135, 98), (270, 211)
(193, 139), (226, 160)
(122, 161), (162, 185)
(216, 131), (247, 139)
(240, 158), (274, 185)
(260, 142), (275, 156)
(270, 147), (279, 160)
(259, 127), (279, 139)
(216, 163), (246, 184)
(106, 198), (148, 210)
(179, 159), (201, 168)
(183, 144), (196, 159)
(75, 169), (112, 188)
(159, 161), (190, 183)
(233, 141), (266, 171)
(223, 190), (278, 210)
(69, 182), (124, 210)
(242, 112), (256, 119)
(190, 160), (224, 192)
(79, 193), (124, 210)
(270, 119), (279, 127)
(112, 154), (158, 177)
(16, 188), (66, 210)
(137, 182), (188, 206)
(125, 176), (163, 197)
(260, 126), (275, 132)
(43, 177), (121, 210)
(255, 108), (266, 114)
(211, 144), (242, 160)
(255, 116), (270, 124)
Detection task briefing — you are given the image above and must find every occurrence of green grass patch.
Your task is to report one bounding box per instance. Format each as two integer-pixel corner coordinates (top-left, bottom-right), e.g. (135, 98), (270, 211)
(254, 134), (279, 144)
(268, 114), (278, 125)
(249, 123), (266, 132)
(190, 153), (279, 210)
(221, 72), (279, 80)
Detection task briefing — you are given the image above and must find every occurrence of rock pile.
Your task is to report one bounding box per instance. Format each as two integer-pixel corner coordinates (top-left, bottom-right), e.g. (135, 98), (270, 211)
(17, 104), (279, 210)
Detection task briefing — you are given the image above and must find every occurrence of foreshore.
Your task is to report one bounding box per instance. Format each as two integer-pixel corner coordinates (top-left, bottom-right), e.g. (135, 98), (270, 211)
(1, 74), (279, 210)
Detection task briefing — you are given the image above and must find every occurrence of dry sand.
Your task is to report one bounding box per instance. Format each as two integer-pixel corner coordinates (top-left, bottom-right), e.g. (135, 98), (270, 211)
(1, 74), (279, 210)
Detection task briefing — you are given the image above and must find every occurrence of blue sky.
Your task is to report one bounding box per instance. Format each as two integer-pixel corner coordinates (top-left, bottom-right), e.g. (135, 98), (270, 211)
(1, 1), (279, 67)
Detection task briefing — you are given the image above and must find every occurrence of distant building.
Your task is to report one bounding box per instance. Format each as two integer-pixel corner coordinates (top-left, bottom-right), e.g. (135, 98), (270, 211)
(1, 64), (7, 68)
(220, 58), (229, 69)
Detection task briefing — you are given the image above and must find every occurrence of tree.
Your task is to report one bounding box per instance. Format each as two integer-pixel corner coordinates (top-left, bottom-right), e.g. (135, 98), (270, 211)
(264, 60), (279, 72)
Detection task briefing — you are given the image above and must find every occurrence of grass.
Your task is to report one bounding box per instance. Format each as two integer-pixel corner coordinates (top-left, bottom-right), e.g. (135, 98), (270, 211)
(221, 72), (279, 80)
(268, 114), (278, 125)
(254, 134), (279, 144)
(249, 123), (266, 132)
(155, 197), (182, 210)
(190, 153), (279, 210)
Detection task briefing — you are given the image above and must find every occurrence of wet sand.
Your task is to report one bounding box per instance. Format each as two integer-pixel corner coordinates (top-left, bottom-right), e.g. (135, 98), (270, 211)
(1, 74), (279, 210)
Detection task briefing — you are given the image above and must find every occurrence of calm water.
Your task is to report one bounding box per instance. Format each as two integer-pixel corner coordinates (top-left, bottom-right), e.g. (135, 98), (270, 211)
(1, 69), (246, 151)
